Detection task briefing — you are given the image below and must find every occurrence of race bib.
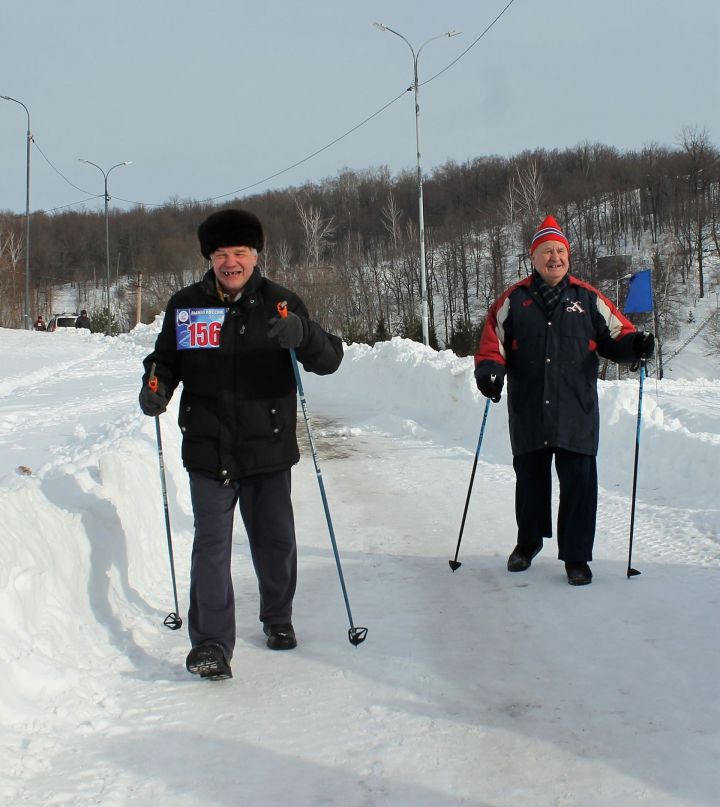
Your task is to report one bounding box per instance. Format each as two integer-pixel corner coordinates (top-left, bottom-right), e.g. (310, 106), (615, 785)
(175, 307), (225, 350)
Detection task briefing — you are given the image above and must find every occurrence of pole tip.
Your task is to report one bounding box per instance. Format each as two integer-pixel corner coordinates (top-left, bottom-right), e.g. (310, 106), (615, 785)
(348, 627), (368, 646)
(164, 612), (183, 630)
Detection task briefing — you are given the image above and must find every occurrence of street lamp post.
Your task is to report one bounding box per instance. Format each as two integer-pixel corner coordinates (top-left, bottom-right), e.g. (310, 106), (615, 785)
(616, 272), (632, 379)
(1, 95), (32, 330)
(78, 159), (131, 335)
(374, 23), (460, 346)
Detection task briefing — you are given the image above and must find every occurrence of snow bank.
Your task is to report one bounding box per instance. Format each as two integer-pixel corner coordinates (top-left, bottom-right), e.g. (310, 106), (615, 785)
(1, 325), (718, 806)
(305, 338), (719, 512)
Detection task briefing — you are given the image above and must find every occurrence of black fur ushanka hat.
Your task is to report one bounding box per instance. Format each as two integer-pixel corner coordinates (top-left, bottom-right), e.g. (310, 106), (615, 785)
(197, 209), (265, 258)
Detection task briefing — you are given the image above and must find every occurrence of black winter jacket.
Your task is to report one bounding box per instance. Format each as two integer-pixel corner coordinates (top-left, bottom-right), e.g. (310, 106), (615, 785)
(474, 274), (637, 457)
(142, 268), (343, 479)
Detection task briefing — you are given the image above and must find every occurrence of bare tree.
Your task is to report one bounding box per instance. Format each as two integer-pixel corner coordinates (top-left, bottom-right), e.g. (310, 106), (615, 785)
(270, 238), (293, 275)
(678, 125), (719, 298)
(381, 191), (403, 250)
(0, 226), (24, 326)
(295, 197), (335, 267)
(514, 159), (545, 223)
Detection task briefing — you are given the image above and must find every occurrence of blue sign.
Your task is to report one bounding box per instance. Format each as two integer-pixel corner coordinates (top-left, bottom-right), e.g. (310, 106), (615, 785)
(624, 270), (654, 313)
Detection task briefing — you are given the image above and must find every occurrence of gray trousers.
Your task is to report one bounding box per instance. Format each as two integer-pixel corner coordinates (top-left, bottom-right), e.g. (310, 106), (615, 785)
(187, 469), (297, 659)
(513, 448), (598, 562)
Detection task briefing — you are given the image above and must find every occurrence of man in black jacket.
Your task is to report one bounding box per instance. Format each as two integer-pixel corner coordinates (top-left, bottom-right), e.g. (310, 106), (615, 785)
(474, 216), (654, 586)
(139, 209), (343, 679)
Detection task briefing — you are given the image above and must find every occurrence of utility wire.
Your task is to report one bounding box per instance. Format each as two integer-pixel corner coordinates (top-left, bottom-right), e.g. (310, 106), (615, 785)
(42, 196), (106, 214)
(111, 88), (410, 208)
(33, 137), (99, 197)
(30, 136), (105, 213)
(208, 89), (409, 201)
(20, 1), (516, 213)
(420, 0), (517, 87)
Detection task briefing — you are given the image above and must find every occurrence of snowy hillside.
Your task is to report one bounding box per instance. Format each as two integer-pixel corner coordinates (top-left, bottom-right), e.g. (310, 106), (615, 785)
(1, 323), (718, 806)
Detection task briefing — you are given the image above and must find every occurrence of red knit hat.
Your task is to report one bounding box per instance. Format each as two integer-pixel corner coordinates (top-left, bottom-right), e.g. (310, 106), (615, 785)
(530, 215), (570, 256)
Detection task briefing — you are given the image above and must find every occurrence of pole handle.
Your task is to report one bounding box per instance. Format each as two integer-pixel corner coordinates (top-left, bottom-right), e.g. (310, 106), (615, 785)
(148, 361), (159, 393)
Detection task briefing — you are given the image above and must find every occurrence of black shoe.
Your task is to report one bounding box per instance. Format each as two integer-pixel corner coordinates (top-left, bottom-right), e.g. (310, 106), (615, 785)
(263, 623), (297, 650)
(507, 542), (543, 572)
(186, 641), (232, 680)
(565, 561), (592, 586)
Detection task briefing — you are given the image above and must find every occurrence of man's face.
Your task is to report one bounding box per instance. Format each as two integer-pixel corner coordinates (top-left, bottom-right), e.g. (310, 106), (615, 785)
(531, 240), (569, 287)
(211, 246), (258, 295)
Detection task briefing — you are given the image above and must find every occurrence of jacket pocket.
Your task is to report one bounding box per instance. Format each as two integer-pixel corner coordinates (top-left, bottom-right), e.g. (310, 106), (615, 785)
(267, 396), (297, 441)
(178, 394), (220, 440)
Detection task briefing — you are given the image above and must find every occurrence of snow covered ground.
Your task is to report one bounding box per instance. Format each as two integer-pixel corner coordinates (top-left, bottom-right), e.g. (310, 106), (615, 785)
(1, 319), (718, 806)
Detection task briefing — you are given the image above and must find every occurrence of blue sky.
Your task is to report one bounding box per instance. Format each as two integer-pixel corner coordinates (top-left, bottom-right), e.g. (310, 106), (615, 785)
(1, 0), (719, 215)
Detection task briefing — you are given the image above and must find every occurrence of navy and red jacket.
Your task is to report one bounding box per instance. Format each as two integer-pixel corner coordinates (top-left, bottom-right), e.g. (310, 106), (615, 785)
(474, 274), (637, 457)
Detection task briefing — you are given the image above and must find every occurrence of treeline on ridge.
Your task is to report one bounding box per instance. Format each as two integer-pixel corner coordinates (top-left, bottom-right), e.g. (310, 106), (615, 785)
(1, 127), (718, 357)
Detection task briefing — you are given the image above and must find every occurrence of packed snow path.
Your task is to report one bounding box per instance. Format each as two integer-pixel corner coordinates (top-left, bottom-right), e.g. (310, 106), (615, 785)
(1, 326), (718, 806)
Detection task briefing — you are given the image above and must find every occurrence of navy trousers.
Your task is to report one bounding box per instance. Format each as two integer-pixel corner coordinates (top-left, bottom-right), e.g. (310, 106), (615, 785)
(513, 448), (597, 562)
(187, 469), (297, 659)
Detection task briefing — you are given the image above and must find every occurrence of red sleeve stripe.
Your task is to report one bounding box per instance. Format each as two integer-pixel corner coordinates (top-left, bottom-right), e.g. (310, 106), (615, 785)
(494, 296), (511, 360)
(475, 277), (531, 366)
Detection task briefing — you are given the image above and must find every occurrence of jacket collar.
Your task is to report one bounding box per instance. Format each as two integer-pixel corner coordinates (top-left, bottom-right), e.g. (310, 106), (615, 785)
(200, 266), (263, 304)
(532, 269), (570, 314)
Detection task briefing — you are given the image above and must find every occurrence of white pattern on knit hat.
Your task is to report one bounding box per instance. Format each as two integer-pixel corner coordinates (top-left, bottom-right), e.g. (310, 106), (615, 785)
(530, 215), (570, 256)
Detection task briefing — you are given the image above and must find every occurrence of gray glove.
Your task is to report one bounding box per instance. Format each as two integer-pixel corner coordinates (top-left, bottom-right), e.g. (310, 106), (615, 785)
(268, 311), (305, 349)
(139, 381), (168, 416)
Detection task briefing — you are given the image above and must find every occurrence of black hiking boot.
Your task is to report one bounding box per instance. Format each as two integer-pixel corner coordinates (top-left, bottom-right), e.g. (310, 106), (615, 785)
(565, 561), (592, 586)
(186, 641), (232, 680)
(507, 542), (543, 572)
(263, 623), (297, 651)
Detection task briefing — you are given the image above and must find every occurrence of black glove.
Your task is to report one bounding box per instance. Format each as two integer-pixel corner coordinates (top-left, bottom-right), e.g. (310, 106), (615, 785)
(633, 331), (655, 359)
(139, 381), (168, 417)
(475, 369), (505, 403)
(268, 311), (305, 349)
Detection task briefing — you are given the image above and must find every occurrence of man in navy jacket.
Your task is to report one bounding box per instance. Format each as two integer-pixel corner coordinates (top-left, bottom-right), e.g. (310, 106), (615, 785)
(140, 209), (343, 678)
(474, 216), (654, 585)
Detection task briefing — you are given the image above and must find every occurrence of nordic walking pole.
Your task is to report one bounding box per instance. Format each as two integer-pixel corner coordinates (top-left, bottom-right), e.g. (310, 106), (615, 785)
(449, 397), (491, 571)
(626, 357), (646, 578)
(277, 302), (367, 646)
(149, 363), (183, 629)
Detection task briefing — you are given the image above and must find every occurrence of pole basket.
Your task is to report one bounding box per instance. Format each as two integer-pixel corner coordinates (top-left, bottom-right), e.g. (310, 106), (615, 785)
(164, 612), (183, 630)
(448, 560), (462, 571)
(348, 627), (368, 646)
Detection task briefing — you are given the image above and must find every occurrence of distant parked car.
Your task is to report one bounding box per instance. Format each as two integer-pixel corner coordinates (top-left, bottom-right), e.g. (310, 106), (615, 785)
(47, 313), (78, 331)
